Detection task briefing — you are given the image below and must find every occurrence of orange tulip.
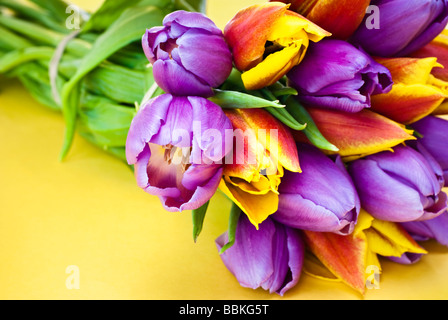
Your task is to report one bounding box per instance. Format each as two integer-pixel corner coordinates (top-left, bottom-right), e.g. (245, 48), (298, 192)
(370, 57), (448, 124)
(410, 30), (448, 115)
(224, 2), (330, 91)
(303, 210), (427, 294)
(219, 108), (301, 228)
(274, 0), (371, 39)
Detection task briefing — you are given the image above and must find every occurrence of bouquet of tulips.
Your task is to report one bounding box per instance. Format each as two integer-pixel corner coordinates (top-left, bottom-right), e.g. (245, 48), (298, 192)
(2, 0), (448, 296)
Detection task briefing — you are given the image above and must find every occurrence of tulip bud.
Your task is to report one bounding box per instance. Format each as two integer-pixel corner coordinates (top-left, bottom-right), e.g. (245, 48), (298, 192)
(142, 10), (233, 97)
(273, 0), (371, 39)
(274, 143), (360, 235)
(412, 115), (448, 186)
(371, 57), (448, 124)
(224, 2), (330, 91)
(216, 214), (304, 296)
(126, 94), (233, 212)
(351, 0), (448, 57)
(348, 145), (448, 222)
(287, 39), (393, 113)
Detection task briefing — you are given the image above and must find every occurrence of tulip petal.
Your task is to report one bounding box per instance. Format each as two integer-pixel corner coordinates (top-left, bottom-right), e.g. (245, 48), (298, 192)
(371, 83), (447, 124)
(294, 107), (415, 160)
(302, 230), (367, 294)
(241, 38), (305, 90)
(364, 217), (428, 258)
(219, 177), (279, 229)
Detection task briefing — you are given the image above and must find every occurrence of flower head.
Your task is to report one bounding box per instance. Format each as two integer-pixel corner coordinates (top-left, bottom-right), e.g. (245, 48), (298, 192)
(370, 57), (448, 124)
(143, 10), (233, 97)
(274, 143), (360, 235)
(348, 145), (447, 222)
(216, 214), (304, 296)
(224, 2), (330, 91)
(219, 108), (301, 228)
(126, 94), (232, 212)
(287, 39), (393, 113)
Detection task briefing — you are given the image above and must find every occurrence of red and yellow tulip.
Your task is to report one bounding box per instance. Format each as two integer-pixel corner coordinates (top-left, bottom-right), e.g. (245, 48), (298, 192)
(224, 2), (330, 91)
(219, 108), (301, 228)
(370, 57), (448, 124)
(274, 0), (371, 40)
(293, 107), (416, 161)
(303, 210), (427, 294)
(411, 30), (448, 115)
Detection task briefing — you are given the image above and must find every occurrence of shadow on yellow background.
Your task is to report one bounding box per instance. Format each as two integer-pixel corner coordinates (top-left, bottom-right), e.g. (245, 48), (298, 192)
(0, 0), (447, 300)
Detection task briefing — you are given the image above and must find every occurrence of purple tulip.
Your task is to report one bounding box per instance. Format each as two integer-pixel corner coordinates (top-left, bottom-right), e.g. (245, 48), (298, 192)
(348, 145), (448, 222)
(273, 144), (361, 235)
(350, 0), (448, 57)
(216, 214), (304, 296)
(401, 212), (448, 247)
(412, 116), (448, 187)
(126, 94), (233, 212)
(287, 40), (393, 113)
(142, 10), (233, 97)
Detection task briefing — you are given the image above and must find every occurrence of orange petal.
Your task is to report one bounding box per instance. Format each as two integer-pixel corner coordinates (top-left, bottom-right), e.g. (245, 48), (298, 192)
(371, 83), (447, 124)
(224, 2), (289, 72)
(302, 230), (367, 294)
(375, 57), (442, 85)
(223, 108), (301, 180)
(410, 30), (448, 82)
(294, 107), (415, 161)
(275, 0), (371, 39)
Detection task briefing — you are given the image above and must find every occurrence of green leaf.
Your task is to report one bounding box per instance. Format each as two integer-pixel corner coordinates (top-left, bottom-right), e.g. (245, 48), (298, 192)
(0, 47), (54, 73)
(59, 3), (166, 160)
(192, 200), (210, 243)
(266, 107), (307, 131)
(209, 89), (285, 109)
(219, 203), (241, 254)
(78, 95), (136, 148)
(285, 97), (339, 152)
(81, 0), (142, 33)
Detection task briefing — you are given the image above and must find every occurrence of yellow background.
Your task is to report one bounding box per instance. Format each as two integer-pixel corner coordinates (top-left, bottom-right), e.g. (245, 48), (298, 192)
(1, 0), (448, 300)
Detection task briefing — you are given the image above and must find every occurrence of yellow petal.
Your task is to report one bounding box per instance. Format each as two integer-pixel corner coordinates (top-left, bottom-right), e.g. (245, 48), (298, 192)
(241, 39), (305, 90)
(219, 177), (279, 229)
(371, 83), (447, 124)
(376, 57), (442, 85)
(366, 219), (428, 258)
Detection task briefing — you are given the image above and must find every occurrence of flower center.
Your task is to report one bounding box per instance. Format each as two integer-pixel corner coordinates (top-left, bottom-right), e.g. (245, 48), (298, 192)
(160, 39), (179, 59)
(162, 144), (192, 172)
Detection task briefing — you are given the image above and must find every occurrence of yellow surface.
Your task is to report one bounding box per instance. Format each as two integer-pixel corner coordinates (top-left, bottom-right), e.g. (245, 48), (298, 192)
(1, 0), (448, 300)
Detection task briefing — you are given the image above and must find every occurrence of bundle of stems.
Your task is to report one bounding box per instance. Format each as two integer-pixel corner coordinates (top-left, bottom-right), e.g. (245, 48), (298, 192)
(0, 0), (205, 161)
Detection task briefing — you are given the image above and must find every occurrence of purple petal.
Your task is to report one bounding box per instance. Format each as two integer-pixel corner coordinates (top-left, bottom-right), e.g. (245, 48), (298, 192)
(275, 144), (360, 234)
(351, 0), (448, 57)
(125, 94), (173, 165)
(402, 212), (448, 246)
(152, 59), (214, 97)
(216, 216), (304, 296)
(349, 157), (426, 222)
(163, 10), (223, 37)
(387, 253), (423, 265)
(176, 29), (233, 88)
(287, 40), (392, 112)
